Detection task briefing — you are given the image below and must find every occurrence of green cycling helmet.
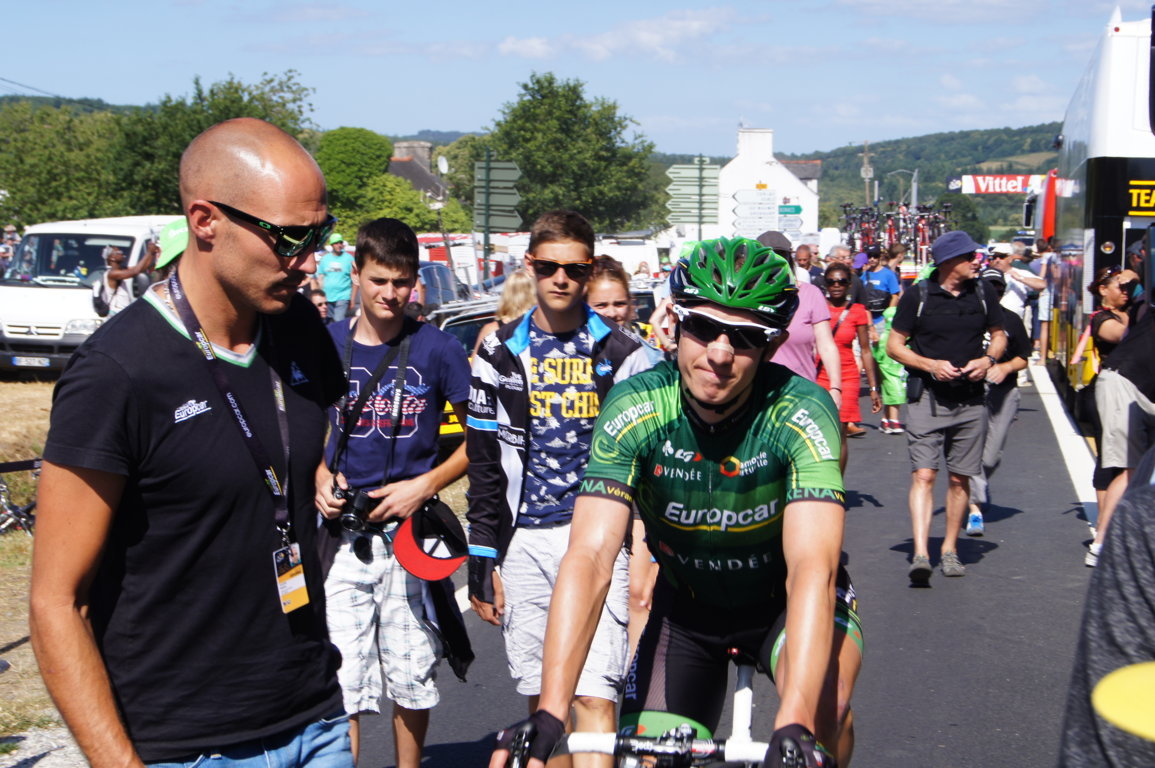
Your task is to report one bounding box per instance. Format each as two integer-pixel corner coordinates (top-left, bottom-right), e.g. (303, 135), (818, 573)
(670, 237), (799, 328)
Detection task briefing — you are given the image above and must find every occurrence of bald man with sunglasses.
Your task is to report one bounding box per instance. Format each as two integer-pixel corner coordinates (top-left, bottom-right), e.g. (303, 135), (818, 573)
(466, 210), (657, 764)
(31, 118), (352, 768)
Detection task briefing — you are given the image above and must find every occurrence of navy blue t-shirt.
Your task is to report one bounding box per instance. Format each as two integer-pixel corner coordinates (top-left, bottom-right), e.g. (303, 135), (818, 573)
(325, 319), (470, 488)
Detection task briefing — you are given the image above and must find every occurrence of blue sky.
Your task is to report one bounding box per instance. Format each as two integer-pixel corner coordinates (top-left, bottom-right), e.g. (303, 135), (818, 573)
(3, 1), (1147, 156)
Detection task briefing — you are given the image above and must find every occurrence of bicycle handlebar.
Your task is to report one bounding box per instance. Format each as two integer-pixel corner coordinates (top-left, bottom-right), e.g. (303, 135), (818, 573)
(552, 732), (770, 764)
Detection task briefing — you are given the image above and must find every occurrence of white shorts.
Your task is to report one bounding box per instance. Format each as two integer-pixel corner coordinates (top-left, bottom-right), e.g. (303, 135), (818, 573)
(500, 523), (630, 701)
(325, 528), (442, 712)
(1096, 369), (1155, 470)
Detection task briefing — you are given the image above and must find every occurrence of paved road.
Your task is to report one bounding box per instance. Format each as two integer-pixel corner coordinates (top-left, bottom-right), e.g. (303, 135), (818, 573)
(359, 366), (1094, 767)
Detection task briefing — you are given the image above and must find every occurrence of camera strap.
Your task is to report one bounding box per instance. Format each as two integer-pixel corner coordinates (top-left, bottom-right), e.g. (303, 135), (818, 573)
(329, 318), (414, 478)
(166, 270), (293, 543)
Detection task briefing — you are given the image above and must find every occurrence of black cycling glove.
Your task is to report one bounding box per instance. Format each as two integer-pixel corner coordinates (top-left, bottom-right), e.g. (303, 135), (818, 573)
(468, 554), (497, 604)
(766, 724), (836, 768)
(495, 710), (565, 765)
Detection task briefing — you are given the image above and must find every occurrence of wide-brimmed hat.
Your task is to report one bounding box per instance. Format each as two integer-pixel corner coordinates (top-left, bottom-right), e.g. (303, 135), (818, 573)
(931, 231), (985, 266)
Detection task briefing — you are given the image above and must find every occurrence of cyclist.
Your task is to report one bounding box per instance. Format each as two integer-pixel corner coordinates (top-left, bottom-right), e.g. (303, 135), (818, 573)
(490, 237), (863, 768)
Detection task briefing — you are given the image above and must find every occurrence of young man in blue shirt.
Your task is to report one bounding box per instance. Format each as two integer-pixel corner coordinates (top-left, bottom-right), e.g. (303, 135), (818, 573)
(314, 218), (470, 768)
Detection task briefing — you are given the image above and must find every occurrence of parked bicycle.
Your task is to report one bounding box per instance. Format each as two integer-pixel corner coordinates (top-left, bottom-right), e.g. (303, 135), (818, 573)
(0, 457), (40, 535)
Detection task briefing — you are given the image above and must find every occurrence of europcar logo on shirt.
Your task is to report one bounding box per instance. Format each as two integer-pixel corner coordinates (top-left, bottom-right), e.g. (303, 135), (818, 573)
(174, 399), (212, 423)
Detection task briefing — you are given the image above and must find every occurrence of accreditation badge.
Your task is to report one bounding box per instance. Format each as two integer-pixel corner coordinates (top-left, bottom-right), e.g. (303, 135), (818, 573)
(273, 542), (310, 613)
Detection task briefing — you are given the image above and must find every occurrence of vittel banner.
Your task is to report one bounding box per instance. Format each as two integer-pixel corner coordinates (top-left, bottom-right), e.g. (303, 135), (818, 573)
(953, 174), (1047, 194)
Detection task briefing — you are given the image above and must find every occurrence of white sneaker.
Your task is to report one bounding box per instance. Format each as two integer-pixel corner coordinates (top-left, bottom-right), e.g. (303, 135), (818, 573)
(1085, 541), (1102, 567)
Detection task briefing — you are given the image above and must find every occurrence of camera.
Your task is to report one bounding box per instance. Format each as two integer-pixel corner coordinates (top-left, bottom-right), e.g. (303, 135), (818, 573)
(334, 485), (376, 532)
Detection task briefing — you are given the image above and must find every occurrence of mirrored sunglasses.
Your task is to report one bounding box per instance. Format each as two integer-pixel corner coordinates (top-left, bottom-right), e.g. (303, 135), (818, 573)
(673, 304), (782, 350)
(210, 201), (337, 260)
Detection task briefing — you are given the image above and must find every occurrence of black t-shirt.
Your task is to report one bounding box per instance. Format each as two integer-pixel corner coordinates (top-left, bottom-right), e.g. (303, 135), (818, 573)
(44, 289), (346, 762)
(892, 278), (1004, 403)
(1104, 303), (1155, 401)
(991, 308), (1031, 394)
(1090, 309), (1125, 366)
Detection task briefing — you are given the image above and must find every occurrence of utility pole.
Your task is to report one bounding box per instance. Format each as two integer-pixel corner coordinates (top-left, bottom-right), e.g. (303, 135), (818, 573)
(859, 141), (874, 206)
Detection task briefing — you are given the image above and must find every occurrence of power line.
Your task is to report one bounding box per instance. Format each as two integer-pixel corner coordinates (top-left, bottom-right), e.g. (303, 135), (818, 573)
(0, 76), (62, 99)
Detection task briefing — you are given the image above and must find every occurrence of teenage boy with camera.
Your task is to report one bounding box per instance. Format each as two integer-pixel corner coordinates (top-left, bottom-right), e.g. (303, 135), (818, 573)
(314, 218), (470, 768)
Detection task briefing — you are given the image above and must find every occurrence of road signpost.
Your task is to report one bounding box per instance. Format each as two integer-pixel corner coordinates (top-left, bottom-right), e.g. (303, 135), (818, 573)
(474, 150), (522, 282)
(666, 156), (720, 239)
(731, 188), (777, 238)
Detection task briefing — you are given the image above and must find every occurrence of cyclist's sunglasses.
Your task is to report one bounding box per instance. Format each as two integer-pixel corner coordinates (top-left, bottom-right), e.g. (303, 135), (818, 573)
(673, 304), (782, 350)
(529, 257), (593, 281)
(210, 201), (337, 260)
(826, 278), (850, 286)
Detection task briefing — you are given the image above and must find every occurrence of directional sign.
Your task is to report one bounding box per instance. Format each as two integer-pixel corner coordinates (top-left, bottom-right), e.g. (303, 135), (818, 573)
(668, 184), (719, 199)
(778, 205), (802, 215)
(474, 161), (522, 184)
(666, 166), (721, 182)
(474, 189), (522, 209)
(668, 197), (717, 211)
(733, 203), (778, 218)
(474, 211), (522, 231)
(780, 216), (803, 229)
(733, 189), (775, 204)
(733, 217), (778, 232)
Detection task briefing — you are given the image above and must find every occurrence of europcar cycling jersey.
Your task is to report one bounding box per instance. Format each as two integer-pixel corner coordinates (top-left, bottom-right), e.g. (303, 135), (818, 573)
(580, 360), (844, 609)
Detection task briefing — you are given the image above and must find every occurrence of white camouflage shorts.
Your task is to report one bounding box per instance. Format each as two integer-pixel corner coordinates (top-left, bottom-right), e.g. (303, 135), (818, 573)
(500, 523), (630, 701)
(325, 528), (442, 712)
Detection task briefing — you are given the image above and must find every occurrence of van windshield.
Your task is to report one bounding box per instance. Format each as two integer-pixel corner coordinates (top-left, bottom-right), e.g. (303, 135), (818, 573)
(2, 234), (136, 287)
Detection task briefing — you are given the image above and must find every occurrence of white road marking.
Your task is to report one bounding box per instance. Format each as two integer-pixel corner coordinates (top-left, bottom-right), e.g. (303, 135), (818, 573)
(1029, 363), (1097, 524)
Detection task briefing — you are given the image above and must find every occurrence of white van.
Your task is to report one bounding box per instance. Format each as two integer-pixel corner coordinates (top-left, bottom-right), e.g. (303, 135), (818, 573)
(0, 215), (179, 373)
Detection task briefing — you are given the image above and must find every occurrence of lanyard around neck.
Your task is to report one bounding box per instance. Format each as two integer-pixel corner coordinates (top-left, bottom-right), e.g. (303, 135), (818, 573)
(167, 271), (293, 540)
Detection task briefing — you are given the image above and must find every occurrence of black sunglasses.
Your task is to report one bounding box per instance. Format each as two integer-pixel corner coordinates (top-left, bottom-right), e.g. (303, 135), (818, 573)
(210, 201), (337, 260)
(530, 257), (593, 281)
(827, 278), (850, 286)
(674, 305), (781, 350)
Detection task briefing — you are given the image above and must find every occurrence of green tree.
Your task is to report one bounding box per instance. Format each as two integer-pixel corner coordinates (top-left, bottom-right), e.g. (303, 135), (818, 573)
(435, 133), (491, 206)
(113, 71), (315, 214)
(936, 192), (989, 242)
(489, 72), (660, 232)
(0, 102), (125, 225)
(314, 127), (394, 216)
(348, 173), (471, 235)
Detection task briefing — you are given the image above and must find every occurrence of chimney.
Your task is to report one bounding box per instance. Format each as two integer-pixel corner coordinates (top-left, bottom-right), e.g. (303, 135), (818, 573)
(736, 129), (775, 160)
(393, 140), (433, 173)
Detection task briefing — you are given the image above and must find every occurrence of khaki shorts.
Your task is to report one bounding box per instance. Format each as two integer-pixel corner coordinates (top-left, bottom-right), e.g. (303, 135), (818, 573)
(500, 523), (630, 701)
(905, 392), (987, 476)
(1096, 369), (1155, 470)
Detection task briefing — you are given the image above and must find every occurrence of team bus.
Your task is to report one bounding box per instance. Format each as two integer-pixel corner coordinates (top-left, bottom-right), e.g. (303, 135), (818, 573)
(1032, 6), (1155, 403)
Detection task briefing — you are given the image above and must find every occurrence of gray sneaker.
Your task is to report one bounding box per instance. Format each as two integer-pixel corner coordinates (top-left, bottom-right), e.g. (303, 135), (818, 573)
(908, 554), (932, 585)
(941, 550), (966, 577)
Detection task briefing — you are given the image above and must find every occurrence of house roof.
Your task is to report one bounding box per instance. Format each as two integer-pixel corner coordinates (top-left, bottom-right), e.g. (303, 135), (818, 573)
(388, 157), (447, 198)
(781, 159), (823, 181)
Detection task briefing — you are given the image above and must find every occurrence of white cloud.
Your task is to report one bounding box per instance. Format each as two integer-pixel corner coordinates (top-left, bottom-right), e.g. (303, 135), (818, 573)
(937, 92), (986, 111)
(498, 36), (551, 59)
(240, 2), (368, 23)
(1012, 74), (1049, 95)
(836, 0), (1047, 23)
(940, 74), (964, 91)
(496, 8), (733, 62)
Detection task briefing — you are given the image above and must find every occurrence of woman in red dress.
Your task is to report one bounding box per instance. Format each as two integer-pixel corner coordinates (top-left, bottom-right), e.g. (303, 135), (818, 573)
(817, 262), (882, 474)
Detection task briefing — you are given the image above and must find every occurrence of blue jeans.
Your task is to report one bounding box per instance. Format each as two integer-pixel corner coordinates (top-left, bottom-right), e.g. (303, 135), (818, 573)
(146, 713), (353, 768)
(327, 301), (349, 323)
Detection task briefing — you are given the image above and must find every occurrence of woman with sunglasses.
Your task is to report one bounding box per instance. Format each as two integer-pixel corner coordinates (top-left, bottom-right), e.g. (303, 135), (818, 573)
(820, 263), (882, 474)
(1082, 265), (1135, 565)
